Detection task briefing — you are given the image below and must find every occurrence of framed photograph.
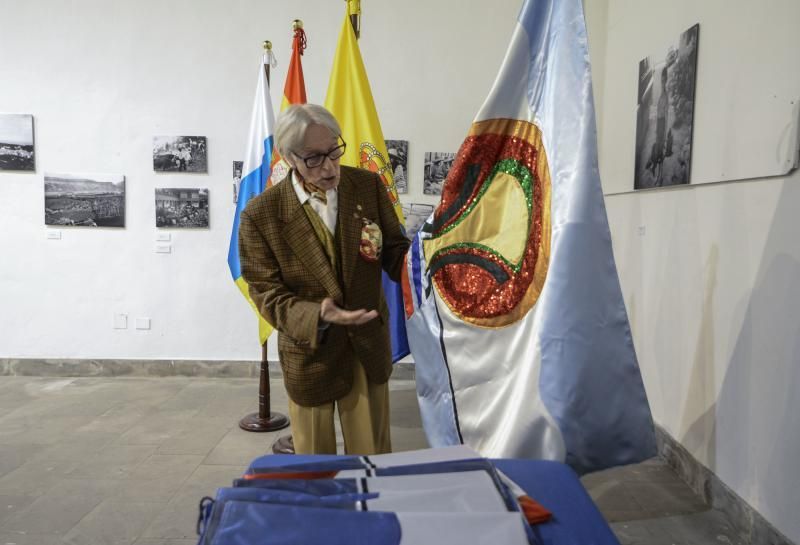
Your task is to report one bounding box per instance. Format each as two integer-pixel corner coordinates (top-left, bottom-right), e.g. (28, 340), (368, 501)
(232, 161), (243, 203)
(155, 188), (209, 228)
(385, 139), (408, 194)
(423, 152), (456, 195)
(44, 173), (125, 227)
(401, 202), (435, 241)
(0, 114), (35, 171)
(153, 136), (207, 173)
(634, 24), (699, 190)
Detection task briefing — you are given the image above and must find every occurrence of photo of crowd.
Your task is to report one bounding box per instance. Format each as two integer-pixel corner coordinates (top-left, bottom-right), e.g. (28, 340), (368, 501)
(44, 173), (125, 227)
(155, 188), (210, 228)
(153, 136), (208, 173)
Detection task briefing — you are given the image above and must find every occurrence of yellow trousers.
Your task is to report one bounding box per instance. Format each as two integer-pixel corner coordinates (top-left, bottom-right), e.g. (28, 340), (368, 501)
(287, 358), (391, 455)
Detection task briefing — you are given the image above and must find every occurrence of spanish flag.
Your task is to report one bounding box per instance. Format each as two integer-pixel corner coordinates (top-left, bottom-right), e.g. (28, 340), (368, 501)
(272, 23), (309, 185)
(324, 2), (409, 362)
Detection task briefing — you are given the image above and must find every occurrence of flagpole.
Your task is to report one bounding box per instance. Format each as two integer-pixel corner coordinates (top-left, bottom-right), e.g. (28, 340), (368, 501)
(239, 39), (290, 434)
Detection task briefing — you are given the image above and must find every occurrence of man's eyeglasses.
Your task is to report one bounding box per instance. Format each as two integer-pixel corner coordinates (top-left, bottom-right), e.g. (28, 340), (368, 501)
(295, 138), (347, 169)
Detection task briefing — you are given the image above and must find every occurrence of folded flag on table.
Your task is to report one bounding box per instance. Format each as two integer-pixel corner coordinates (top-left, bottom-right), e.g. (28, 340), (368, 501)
(197, 455), (551, 545)
(403, 0), (657, 474)
(205, 503), (532, 545)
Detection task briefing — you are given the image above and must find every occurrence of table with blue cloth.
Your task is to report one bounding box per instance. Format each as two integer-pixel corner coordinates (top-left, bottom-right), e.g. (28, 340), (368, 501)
(243, 454), (620, 545)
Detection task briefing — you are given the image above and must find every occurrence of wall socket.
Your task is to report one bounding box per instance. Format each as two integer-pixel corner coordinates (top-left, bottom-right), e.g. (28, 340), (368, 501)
(135, 317), (151, 330)
(113, 313), (128, 329)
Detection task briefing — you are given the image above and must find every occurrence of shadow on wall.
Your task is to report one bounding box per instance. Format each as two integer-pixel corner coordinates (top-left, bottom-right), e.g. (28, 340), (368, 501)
(680, 244), (719, 468)
(715, 178), (800, 542)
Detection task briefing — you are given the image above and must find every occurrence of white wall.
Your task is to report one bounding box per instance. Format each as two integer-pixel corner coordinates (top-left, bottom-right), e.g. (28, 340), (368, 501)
(0, 0), (520, 361)
(597, 0), (800, 542)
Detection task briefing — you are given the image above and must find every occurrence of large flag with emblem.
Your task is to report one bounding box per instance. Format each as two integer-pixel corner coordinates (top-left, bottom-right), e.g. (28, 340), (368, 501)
(325, 3), (409, 362)
(404, 0), (657, 474)
(228, 53), (278, 344)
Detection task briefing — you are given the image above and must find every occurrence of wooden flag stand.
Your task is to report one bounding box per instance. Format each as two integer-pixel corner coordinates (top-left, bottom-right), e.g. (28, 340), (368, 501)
(239, 41), (290, 435)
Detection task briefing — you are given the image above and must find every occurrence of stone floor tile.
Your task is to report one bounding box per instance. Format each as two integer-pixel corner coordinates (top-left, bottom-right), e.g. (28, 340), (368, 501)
(201, 428), (276, 466)
(62, 500), (167, 545)
(0, 494), (102, 534)
(0, 496), (37, 527)
(67, 444), (157, 480)
(0, 532), (66, 545)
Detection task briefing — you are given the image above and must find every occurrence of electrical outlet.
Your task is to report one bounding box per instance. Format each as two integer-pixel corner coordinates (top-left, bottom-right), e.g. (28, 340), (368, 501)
(113, 313), (128, 329)
(135, 317), (151, 330)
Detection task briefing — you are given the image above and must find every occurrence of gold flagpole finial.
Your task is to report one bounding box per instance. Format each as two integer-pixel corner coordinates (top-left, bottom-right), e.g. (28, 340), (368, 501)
(347, 0), (361, 38)
(263, 40), (272, 51)
(292, 19), (303, 31)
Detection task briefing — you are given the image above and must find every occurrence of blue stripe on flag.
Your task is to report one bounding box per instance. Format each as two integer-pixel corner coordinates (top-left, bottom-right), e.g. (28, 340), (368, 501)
(227, 136), (273, 280)
(411, 236), (423, 306)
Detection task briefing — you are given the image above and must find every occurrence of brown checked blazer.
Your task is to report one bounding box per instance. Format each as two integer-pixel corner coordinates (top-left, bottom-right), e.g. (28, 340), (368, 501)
(238, 166), (410, 407)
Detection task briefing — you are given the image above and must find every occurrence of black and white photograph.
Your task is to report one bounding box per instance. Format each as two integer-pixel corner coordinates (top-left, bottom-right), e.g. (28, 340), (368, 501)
(634, 24), (699, 190)
(155, 188), (209, 228)
(232, 161), (243, 204)
(401, 202), (435, 241)
(423, 151), (456, 195)
(385, 139), (408, 194)
(44, 173), (125, 227)
(153, 136), (208, 173)
(0, 113), (35, 171)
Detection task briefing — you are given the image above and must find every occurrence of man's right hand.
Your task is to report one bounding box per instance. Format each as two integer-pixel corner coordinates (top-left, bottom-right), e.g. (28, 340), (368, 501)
(320, 297), (378, 326)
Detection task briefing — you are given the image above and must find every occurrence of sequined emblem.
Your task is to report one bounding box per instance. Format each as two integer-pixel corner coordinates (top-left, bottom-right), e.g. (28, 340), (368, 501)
(422, 119), (552, 327)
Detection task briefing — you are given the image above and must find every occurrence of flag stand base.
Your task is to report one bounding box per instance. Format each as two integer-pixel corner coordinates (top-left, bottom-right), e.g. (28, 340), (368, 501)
(271, 435), (295, 454)
(239, 412), (289, 432)
(239, 343), (290, 433)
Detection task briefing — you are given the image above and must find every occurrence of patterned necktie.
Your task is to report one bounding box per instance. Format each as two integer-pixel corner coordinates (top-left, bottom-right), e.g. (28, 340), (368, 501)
(302, 181), (327, 205)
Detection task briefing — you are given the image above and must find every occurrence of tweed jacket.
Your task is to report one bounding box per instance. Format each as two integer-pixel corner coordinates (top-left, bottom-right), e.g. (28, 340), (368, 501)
(238, 166), (410, 407)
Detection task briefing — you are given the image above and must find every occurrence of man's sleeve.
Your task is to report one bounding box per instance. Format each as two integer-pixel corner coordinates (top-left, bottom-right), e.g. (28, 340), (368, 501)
(238, 207), (325, 350)
(374, 175), (410, 282)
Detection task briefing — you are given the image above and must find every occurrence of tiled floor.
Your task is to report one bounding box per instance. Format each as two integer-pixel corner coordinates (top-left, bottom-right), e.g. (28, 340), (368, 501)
(0, 376), (743, 544)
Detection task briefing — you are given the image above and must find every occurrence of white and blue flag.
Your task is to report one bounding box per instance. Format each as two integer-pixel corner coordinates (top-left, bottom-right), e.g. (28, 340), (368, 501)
(404, 0), (657, 474)
(228, 53), (278, 344)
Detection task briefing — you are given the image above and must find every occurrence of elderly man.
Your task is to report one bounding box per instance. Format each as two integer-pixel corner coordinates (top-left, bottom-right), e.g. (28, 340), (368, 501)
(238, 104), (409, 455)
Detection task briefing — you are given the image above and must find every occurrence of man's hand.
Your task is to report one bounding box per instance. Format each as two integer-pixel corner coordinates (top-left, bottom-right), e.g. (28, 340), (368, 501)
(320, 297), (378, 326)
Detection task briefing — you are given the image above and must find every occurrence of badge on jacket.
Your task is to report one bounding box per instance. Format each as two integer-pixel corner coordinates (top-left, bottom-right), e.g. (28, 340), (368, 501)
(359, 218), (382, 262)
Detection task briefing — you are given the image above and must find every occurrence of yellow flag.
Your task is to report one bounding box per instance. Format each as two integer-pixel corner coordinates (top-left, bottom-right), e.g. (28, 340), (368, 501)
(324, 2), (404, 224)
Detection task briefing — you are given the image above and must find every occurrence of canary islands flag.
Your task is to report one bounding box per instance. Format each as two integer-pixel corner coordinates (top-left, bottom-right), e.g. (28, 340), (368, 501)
(228, 54), (277, 344)
(405, 0), (657, 474)
(325, 3), (409, 362)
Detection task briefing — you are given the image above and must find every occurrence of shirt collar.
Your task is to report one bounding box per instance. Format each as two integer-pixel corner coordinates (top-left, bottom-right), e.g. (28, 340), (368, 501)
(291, 170), (337, 204)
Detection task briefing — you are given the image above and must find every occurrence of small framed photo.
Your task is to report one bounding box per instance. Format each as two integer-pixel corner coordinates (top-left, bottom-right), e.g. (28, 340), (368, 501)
(155, 188), (209, 228)
(0, 114), (35, 171)
(385, 139), (408, 194)
(45, 173), (125, 227)
(153, 136), (208, 173)
(423, 152), (456, 195)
